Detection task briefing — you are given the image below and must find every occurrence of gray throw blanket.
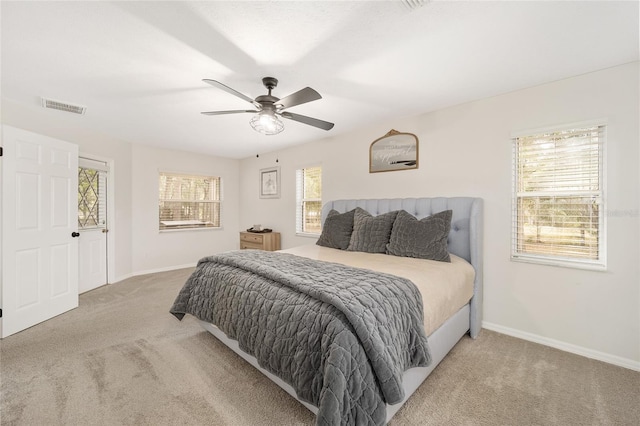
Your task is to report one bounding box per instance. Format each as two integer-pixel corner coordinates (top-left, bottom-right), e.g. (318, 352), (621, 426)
(171, 250), (431, 425)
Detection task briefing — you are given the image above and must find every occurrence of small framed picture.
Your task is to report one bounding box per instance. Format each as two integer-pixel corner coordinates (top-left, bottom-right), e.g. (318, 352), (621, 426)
(259, 166), (280, 199)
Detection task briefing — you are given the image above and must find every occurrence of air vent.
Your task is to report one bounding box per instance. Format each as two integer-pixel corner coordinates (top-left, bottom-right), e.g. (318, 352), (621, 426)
(41, 97), (87, 115)
(402, 0), (428, 10)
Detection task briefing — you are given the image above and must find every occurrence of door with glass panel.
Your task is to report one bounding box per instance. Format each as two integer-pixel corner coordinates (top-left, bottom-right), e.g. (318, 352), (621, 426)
(77, 158), (108, 293)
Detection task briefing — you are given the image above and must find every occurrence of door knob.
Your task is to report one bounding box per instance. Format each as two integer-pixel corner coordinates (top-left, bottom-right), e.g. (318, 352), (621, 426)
(71, 232), (80, 238)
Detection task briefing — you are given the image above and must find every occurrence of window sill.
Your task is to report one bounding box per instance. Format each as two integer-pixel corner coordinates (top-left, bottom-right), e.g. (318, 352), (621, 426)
(296, 232), (320, 239)
(510, 255), (607, 271)
(160, 227), (222, 234)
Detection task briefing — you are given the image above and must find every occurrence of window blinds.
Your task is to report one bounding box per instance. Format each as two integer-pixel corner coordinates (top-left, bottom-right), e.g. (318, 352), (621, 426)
(296, 166), (322, 234)
(159, 172), (221, 230)
(512, 125), (605, 266)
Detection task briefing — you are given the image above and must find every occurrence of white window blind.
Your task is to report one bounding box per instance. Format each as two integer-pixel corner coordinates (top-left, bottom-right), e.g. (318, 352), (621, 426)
(159, 172), (221, 230)
(512, 125), (605, 268)
(296, 166), (322, 234)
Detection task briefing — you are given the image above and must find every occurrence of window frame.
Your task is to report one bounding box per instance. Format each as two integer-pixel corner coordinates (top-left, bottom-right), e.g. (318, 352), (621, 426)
(158, 171), (222, 232)
(511, 121), (607, 270)
(295, 165), (322, 237)
(78, 165), (108, 230)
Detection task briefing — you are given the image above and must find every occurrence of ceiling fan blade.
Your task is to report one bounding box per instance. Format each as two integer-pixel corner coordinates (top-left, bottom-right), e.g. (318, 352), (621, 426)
(275, 87), (322, 110)
(203, 79), (259, 107)
(280, 111), (334, 131)
(201, 110), (257, 115)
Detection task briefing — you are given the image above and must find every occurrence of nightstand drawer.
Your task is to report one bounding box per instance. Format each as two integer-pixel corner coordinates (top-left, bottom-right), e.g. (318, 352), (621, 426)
(239, 231), (281, 251)
(240, 241), (263, 250)
(241, 233), (264, 244)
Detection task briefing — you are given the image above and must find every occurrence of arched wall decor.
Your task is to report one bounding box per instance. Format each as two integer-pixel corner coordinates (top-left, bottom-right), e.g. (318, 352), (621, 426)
(369, 129), (419, 173)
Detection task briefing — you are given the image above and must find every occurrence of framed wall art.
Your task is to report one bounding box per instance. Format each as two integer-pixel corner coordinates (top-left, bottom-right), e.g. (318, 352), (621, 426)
(369, 129), (419, 173)
(259, 166), (280, 199)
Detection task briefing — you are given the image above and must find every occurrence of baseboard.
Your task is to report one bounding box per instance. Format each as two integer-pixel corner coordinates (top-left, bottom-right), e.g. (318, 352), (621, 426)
(131, 263), (197, 277)
(110, 273), (133, 284)
(482, 321), (640, 372)
(110, 264), (196, 284)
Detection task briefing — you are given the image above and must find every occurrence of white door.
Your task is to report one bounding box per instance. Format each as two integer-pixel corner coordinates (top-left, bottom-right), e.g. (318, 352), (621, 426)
(78, 230), (107, 293)
(1, 126), (79, 338)
(78, 158), (108, 293)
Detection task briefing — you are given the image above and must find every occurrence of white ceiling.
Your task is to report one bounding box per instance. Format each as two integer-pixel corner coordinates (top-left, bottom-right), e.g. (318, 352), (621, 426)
(2, 1), (638, 159)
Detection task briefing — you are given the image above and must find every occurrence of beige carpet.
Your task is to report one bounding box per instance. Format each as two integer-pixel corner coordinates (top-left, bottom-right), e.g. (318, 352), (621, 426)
(1, 268), (638, 426)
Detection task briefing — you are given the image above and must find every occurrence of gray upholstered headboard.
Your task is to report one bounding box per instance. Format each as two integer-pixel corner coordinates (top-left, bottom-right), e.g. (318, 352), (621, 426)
(321, 197), (484, 338)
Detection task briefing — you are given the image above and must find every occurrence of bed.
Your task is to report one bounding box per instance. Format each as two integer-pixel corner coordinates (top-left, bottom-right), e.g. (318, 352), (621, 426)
(171, 197), (483, 425)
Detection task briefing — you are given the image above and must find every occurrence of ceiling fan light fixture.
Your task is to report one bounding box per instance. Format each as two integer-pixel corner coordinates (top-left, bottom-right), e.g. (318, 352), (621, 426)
(250, 111), (284, 135)
(203, 77), (333, 133)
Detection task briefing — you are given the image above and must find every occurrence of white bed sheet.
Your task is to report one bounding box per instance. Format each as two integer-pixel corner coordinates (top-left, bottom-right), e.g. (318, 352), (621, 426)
(280, 245), (475, 336)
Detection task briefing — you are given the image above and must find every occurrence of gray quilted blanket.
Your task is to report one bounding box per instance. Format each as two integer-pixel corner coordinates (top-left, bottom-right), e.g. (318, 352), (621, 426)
(170, 250), (431, 425)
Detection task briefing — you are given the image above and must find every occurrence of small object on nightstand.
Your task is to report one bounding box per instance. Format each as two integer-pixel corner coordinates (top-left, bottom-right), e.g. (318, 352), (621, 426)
(240, 231), (280, 251)
(247, 227), (272, 233)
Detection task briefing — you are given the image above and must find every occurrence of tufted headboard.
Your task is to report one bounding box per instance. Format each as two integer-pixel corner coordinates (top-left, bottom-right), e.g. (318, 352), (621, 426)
(321, 197), (484, 338)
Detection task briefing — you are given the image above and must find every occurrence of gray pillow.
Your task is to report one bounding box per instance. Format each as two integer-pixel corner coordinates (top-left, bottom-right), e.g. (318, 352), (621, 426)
(347, 208), (399, 253)
(316, 209), (355, 250)
(386, 209), (452, 262)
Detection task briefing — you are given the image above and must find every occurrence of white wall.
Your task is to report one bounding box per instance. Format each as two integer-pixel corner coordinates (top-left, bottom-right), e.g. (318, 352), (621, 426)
(130, 143), (240, 274)
(1, 99), (242, 280)
(2, 63), (637, 368)
(1, 99), (134, 281)
(239, 62), (640, 367)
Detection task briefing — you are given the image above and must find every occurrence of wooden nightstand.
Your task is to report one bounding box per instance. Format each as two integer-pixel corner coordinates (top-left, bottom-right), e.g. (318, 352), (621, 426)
(240, 231), (281, 251)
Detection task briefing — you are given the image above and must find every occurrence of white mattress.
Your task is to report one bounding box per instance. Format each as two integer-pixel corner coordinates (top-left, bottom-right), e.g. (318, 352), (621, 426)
(280, 245), (475, 335)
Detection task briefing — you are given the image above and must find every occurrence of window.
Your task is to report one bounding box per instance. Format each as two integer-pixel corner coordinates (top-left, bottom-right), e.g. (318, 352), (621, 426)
(159, 172), (221, 230)
(512, 124), (605, 268)
(296, 166), (322, 235)
(78, 165), (107, 230)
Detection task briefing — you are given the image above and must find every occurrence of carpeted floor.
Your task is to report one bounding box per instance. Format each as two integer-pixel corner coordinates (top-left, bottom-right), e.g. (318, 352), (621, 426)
(1, 268), (638, 425)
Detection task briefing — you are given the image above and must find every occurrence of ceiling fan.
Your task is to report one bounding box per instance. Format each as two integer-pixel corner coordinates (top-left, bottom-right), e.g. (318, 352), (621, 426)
(201, 77), (334, 135)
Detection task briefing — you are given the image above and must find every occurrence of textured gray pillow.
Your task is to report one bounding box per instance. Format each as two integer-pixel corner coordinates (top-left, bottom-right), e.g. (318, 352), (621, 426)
(386, 209), (453, 262)
(347, 208), (399, 253)
(316, 209), (355, 250)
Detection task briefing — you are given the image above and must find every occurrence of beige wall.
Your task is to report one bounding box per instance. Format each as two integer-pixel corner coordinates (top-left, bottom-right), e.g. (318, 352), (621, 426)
(239, 62), (640, 366)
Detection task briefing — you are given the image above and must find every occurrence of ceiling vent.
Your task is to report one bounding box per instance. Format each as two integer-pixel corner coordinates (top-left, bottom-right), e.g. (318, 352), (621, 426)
(41, 97), (87, 115)
(402, 0), (428, 11)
